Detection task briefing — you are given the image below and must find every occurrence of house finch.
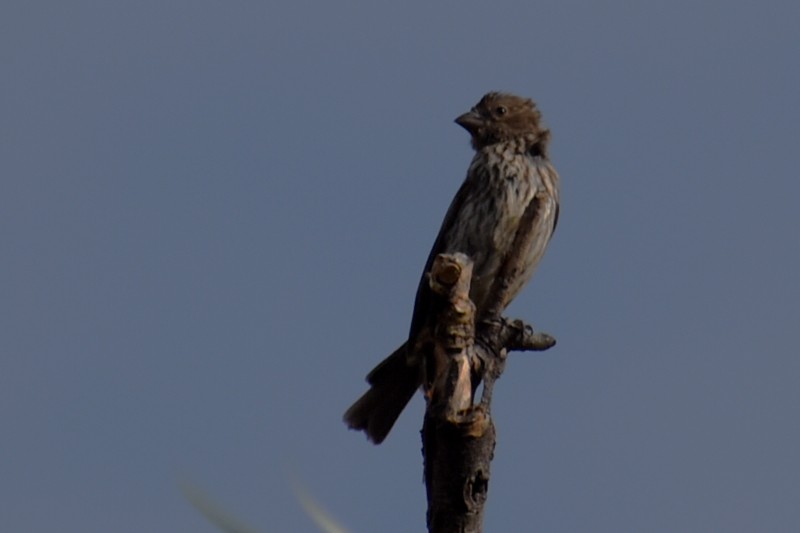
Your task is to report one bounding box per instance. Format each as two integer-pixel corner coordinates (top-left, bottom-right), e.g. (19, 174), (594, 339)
(344, 92), (560, 443)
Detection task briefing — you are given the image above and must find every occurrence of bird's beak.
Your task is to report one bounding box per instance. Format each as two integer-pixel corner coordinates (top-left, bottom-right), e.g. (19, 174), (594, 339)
(455, 110), (483, 135)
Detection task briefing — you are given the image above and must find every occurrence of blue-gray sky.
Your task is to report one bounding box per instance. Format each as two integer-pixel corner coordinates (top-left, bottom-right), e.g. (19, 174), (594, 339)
(2, 1), (799, 532)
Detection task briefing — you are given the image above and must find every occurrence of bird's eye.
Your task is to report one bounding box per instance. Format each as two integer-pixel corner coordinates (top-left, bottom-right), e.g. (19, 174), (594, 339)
(495, 106), (507, 116)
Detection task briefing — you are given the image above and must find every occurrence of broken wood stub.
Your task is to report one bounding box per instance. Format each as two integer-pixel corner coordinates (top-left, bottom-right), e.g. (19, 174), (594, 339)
(421, 252), (556, 533)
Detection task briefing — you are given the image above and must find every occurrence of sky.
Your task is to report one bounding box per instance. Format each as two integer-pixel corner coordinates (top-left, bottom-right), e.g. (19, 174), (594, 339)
(2, 1), (799, 532)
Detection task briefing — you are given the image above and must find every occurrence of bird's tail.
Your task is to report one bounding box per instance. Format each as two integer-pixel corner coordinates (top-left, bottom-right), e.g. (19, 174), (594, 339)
(343, 342), (420, 444)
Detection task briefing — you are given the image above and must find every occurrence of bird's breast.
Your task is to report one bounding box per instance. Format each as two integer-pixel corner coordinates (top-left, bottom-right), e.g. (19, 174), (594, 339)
(493, 153), (558, 308)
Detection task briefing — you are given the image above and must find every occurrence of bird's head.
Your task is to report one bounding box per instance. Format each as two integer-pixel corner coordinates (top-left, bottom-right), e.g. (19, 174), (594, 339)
(455, 92), (550, 155)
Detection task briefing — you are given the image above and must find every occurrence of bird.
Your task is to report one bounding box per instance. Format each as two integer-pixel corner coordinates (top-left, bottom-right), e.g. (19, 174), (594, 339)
(344, 92), (560, 444)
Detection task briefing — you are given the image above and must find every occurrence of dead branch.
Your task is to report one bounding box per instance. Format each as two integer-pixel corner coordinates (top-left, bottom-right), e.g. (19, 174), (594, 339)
(421, 248), (555, 532)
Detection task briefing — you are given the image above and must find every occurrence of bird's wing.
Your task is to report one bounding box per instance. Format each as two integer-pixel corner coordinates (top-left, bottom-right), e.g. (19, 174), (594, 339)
(406, 166), (483, 344)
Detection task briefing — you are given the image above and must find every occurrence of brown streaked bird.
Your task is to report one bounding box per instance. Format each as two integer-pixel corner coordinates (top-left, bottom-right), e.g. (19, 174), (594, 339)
(344, 92), (560, 443)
